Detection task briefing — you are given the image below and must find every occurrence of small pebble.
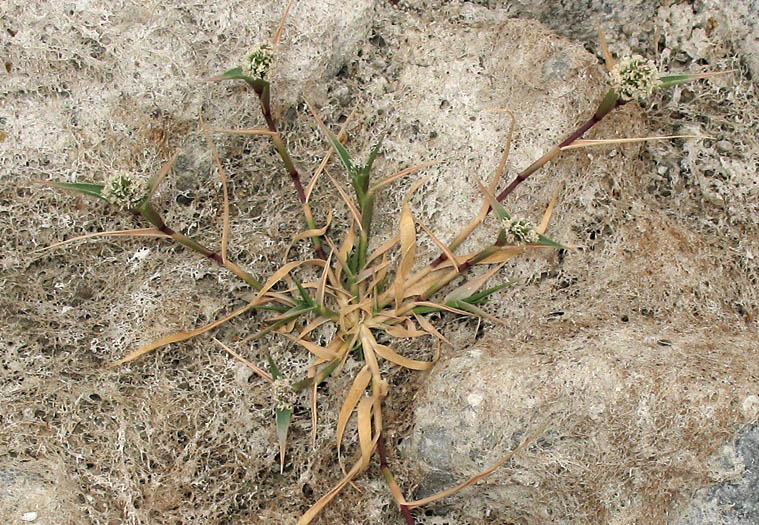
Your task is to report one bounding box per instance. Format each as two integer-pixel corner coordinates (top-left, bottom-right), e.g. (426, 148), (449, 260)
(21, 512), (38, 522)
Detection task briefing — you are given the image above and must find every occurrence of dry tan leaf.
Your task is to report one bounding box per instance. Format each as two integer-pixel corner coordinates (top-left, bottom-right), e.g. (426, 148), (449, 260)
(411, 301), (473, 317)
(34, 227), (169, 253)
(382, 319), (427, 339)
(472, 173), (503, 217)
(211, 127), (277, 136)
(272, 0), (294, 45)
(149, 150), (180, 198)
(400, 268), (454, 298)
(404, 421), (549, 508)
(596, 16), (616, 71)
(336, 365), (372, 459)
(365, 235), (399, 266)
(336, 331), (359, 375)
(316, 251), (331, 307)
(364, 255), (392, 298)
(441, 110), (515, 255)
(372, 161), (437, 193)
(417, 219), (458, 272)
(414, 313), (451, 345)
(358, 325), (382, 381)
(324, 168), (363, 231)
(309, 366), (318, 448)
(334, 223), (356, 285)
(298, 316), (331, 339)
(281, 333), (338, 361)
(291, 209), (333, 244)
(305, 107), (356, 202)
(492, 109), (515, 191)
(476, 246), (525, 264)
(200, 116), (230, 264)
(356, 258), (391, 285)
(560, 135), (706, 150)
(445, 262), (506, 303)
(357, 396), (374, 470)
(297, 435), (379, 525)
(283, 211), (334, 263)
(214, 338), (273, 383)
(383, 467), (408, 506)
(372, 342), (434, 371)
(108, 300), (258, 368)
(537, 187), (560, 234)
(393, 175), (432, 309)
(251, 259), (325, 304)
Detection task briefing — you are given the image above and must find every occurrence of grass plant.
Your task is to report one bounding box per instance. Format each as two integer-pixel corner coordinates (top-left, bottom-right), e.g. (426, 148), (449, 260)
(41, 7), (730, 524)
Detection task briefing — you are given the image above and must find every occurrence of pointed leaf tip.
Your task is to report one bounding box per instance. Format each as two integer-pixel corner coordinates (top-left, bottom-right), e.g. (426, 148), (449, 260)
(48, 181), (106, 200)
(276, 407), (293, 474)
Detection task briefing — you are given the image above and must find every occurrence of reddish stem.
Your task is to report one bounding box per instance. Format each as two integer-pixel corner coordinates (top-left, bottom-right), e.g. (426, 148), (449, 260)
(378, 434), (415, 525)
(430, 98), (625, 268)
(255, 88), (327, 259)
(257, 91), (308, 205)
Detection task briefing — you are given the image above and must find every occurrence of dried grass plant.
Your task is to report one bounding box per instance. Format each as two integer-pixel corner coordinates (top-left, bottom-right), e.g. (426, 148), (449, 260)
(40, 6), (730, 524)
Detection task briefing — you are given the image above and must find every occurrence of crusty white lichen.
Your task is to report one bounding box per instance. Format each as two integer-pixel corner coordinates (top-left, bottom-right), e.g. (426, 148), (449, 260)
(609, 55), (662, 102)
(241, 43), (275, 80)
(102, 171), (149, 211)
(503, 217), (540, 244)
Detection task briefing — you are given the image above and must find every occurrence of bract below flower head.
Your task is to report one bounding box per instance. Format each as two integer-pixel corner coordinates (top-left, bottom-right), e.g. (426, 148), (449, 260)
(609, 55), (662, 102)
(241, 43), (275, 80)
(503, 217), (540, 245)
(102, 171), (149, 211)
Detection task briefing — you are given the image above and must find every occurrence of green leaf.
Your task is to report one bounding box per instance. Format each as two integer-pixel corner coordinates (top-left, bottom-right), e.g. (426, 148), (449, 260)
(659, 74), (700, 90)
(291, 357), (342, 391)
(493, 202), (511, 221)
(412, 305), (443, 314)
(326, 130), (354, 176)
(292, 277), (316, 307)
(361, 132), (386, 176)
(445, 299), (496, 321)
(211, 67), (269, 93)
(535, 232), (566, 249)
(266, 353), (282, 380)
(259, 81), (271, 113)
(251, 304), (291, 313)
(275, 407), (293, 473)
(216, 66), (245, 79)
(248, 303), (316, 341)
(265, 352), (293, 473)
(461, 281), (513, 305)
(496, 229), (509, 246)
(49, 181), (106, 200)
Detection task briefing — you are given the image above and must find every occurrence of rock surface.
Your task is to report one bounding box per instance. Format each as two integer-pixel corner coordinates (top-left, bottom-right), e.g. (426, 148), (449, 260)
(673, 424), (759, 525)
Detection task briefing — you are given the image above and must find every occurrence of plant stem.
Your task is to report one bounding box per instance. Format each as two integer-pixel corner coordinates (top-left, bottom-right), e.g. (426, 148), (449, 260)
(430, 90), (623, 268)
(253, 84), (327, 259)
(420, 245), (500, 300)
(377, 433), (415, 525)
(356, 194), (375, 273)
(138, 204), (264, 290)
(495, 91), (623, 203)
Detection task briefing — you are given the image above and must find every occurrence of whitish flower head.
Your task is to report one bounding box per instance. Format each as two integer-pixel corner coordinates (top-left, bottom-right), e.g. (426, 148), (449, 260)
(102, 171), (149, 210)
(503, 217), (540, 245)
(241, 43), (275, 80)
(272, 377), (295, 411)
(609, 55), (661, 102)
